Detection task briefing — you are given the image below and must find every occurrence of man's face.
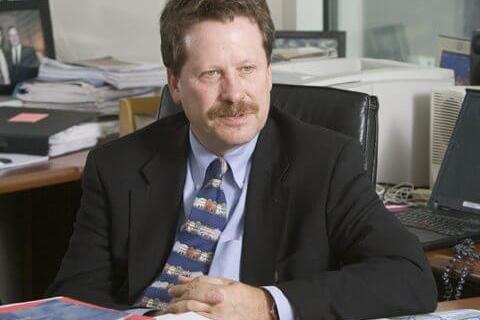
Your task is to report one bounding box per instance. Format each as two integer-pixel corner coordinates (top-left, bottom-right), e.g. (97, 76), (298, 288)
(8, 28), (20, 47)
(168, 16), (272, 155)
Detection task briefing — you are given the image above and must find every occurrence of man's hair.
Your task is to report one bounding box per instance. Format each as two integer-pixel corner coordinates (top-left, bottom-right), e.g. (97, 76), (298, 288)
(7, 26), (18, 33)
(160, 0), (275, 76)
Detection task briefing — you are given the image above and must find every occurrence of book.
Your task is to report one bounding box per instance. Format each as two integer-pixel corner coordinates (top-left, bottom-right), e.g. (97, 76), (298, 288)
(0, 296), (147, 320)
(0, 106), (98, 156)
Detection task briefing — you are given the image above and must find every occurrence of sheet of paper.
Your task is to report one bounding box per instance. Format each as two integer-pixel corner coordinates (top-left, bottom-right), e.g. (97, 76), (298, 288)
(374, 308), (480, 319)
(0, 153), (48, 171)
(153, 312), (209, 320)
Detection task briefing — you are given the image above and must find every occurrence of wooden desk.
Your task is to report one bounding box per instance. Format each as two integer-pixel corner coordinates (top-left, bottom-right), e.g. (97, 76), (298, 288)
(0, 151), (88, 303)
(426, 245), (480, 301)
(437, 296), (480, 311)
(0, 151), (88, 194)
(427, 246), (480, 283)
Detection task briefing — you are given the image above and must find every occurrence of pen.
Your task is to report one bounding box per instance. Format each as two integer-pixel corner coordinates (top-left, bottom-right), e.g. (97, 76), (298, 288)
(0, 157), (13, 164)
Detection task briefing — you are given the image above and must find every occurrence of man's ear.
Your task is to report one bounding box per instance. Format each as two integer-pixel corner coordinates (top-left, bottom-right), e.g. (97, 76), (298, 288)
(167, 68), (182, 105)
(267, 63), (273, 92)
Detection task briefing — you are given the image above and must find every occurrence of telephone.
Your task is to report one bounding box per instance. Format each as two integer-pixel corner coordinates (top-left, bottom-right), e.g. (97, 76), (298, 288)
(442, 238), (480, 300)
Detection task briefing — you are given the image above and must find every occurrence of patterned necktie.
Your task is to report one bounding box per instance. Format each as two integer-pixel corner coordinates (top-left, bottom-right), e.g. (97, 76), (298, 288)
(137, 158), (229, 311)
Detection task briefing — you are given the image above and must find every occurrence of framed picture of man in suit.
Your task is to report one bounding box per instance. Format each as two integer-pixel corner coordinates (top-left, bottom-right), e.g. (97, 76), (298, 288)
(0, 0), (54, 94)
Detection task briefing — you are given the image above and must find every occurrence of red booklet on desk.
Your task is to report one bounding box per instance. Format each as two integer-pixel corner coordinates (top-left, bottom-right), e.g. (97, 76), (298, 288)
(0, 296), (149, 320)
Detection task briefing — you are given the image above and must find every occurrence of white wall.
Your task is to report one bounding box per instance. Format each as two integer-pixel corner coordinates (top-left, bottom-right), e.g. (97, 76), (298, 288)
(49, 0), (166, 63)
(48, 0), (322, 63)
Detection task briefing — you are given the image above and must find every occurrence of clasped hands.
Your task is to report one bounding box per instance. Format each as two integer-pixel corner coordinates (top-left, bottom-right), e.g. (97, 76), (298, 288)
(166, 275), (274, 320)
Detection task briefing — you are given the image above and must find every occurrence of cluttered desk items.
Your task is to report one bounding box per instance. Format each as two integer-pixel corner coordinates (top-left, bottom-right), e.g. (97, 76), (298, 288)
(1, 296), (479, 320)
(10, 56), (166, 116)
(395, 89), (480, 250)
(37, 57), (166, 90)
(0, 297), (146, 320)
(375, 309), (480, 319)
(0, 296), (207, 320)
(0, 153), (48, 170)
(0, 106), (100, 158)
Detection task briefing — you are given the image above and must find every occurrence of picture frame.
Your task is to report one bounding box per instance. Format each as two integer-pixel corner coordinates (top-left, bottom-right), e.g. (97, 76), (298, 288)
(0, 0), (55, 94)
(435, 34), (471, 85)
(273, 31), (346, 62)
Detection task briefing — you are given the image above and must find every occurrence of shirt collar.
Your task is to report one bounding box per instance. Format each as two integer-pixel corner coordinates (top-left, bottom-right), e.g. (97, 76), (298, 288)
(189, 128), (258, 189)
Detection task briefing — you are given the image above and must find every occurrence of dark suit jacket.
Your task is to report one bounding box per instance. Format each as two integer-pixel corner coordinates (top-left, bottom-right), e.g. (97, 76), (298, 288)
(6, 45), (39, 85)
(47, 107), (437, 319)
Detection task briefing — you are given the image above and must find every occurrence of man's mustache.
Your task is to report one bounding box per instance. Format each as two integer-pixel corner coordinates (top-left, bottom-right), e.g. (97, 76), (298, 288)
(207, 100), (259, 120)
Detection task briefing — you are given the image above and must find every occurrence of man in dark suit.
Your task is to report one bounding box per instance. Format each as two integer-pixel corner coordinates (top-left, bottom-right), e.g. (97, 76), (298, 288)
(47, 0), (437, 319)
(5, 26), (39, 85)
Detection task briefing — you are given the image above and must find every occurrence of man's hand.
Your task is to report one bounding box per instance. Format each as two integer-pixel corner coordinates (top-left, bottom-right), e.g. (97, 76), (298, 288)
(167, 276), (275, 320)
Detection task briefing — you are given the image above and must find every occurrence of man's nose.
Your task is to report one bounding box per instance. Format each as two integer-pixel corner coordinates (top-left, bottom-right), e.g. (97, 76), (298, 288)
(220, 72), (244, 104)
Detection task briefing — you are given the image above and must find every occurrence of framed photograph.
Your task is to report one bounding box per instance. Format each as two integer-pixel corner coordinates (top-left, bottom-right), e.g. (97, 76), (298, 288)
(273, 31), (346, 62)
(435, 35), (471, 85)
(0, 0), (55, 94)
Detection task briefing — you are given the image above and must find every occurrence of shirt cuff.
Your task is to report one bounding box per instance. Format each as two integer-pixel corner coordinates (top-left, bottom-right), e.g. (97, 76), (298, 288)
(262, 286), (295, 320)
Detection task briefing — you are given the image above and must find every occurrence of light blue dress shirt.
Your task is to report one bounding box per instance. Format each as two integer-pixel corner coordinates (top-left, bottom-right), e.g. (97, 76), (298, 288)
(184, 130), (295, 320)
(128, 130), (295, 319)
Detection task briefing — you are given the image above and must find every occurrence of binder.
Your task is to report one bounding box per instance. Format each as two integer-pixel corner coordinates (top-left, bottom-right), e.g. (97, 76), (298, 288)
(0, 106), (97, 155)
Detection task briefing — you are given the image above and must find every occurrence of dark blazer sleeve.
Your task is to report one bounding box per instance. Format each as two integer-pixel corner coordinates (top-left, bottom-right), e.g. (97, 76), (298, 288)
(21, 46), (39, 67)
(277, 140), (437, 320)
(45, 151), (127, 309)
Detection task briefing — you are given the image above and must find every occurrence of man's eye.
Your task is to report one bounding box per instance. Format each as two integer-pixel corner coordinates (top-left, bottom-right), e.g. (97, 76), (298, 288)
(204, 70), (220, 78)
(242, 65), (255, 73)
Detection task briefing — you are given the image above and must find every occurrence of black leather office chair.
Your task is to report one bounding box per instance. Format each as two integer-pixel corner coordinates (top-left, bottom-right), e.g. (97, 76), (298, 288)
(158, 83), (379, 184)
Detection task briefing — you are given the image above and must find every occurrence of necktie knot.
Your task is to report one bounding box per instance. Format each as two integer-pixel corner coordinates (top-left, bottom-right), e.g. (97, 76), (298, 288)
(203, 158), (228, 184)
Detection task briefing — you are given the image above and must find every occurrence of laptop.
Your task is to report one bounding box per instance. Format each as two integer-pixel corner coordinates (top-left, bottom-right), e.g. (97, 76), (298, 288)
(396, 89), (480, 250)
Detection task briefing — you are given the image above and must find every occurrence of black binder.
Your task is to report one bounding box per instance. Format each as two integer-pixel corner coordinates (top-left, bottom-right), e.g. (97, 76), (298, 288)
(0, 107), (97, 155)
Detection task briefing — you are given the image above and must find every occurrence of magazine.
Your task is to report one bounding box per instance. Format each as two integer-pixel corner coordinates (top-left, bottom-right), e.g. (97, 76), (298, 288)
(0, 297), (147, 320)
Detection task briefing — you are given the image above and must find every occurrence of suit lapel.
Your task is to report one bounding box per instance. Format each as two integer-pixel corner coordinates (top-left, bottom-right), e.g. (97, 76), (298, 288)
(241, 113), (290, 286)
(128, 119), (189, 302)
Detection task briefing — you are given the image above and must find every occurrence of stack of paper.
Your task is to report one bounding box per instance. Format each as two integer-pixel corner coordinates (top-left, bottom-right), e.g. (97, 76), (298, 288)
(14, 81), (154, 115)
(153, 312), (209, 319)
(49, 120), (118, 157)
(272, 46), (338, 61)
(37, 58), (104, 85)
(38, 57), (167, 89)
(16, 81), (153, 104)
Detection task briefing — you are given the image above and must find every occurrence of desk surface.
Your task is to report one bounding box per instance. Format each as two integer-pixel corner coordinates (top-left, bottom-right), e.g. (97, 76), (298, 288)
(0, 151), (88, 194)
(427, 246), (480, 283)
(437, 297), (480, 311)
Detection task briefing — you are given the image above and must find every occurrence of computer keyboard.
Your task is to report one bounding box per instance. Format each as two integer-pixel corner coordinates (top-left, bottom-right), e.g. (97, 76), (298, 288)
(396, 208), (480, 236)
